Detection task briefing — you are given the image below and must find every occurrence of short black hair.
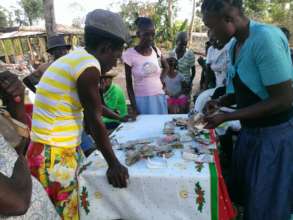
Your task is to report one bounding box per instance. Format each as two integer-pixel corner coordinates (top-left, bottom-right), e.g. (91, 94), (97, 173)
(84, 26), (124, 50)
(166, 57), (178, 68)
(176, 32), (188, 43)
(201, 0), (243, 14)
(134, 17), (154, 30)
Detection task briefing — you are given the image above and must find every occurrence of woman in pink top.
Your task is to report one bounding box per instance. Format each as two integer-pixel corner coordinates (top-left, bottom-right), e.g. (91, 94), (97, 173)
(122, 17), (169, 114)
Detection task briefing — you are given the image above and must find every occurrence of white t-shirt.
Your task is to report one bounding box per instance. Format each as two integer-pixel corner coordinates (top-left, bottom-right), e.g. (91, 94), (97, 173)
(206, 44), (230, 87)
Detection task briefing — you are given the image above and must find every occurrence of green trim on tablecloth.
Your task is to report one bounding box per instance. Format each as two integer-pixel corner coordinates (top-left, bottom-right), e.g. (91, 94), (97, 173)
(210, 162), (218, 220)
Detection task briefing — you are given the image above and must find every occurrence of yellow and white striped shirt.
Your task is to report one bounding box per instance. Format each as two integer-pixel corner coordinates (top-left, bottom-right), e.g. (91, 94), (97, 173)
(31, 48), (101, 148)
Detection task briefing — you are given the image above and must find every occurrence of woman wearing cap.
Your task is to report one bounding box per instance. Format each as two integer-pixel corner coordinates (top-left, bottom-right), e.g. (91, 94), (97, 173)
(201, 0), (293, 219)
(123, 17), (169, 115)
(27, 9), (130, 219)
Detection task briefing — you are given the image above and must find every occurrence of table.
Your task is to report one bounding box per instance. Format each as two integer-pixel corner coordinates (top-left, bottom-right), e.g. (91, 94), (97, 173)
(78, 115), (236, 220)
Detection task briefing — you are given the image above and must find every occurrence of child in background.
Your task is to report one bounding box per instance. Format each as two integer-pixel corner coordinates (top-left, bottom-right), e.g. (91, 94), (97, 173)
(163, 57), (189, 114)
(100, 72), (128, 129)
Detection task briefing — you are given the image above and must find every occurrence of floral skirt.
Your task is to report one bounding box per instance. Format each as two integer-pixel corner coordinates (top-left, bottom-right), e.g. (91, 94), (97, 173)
(27, 142), (85, 220)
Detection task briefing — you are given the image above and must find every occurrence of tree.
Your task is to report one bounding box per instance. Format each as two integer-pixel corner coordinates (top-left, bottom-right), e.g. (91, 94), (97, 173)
(69, 2), (85, 29)
(20, 0), (43, 25)
(243, 0), (293, 44)
(13, 8), (28, 26)
(117, 0), (184, 47)
(188, 0), (196, 45)
(72, 17), (83, 29)
(168, 0), (173, 27)
(42, 0), (56, 37)
(0, 7), (8, 28)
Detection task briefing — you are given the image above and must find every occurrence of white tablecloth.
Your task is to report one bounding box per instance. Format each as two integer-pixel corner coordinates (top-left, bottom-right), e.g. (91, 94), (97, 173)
(78, 115), (216, 220)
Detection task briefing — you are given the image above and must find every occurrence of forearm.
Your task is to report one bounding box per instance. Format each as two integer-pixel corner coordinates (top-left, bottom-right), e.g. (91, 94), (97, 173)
(161, 67), (169, 78)
(0, 156), (32, 216)
(22, 76), (37, 93)
(4, 95), (27, 124)
(86, 111), (119, 164)
(102, 106), (121, 121)
(190, 66), (196, 87)
(225, 97), (291, 122)
(161, 58), (169, 78)
(126, 85), (137, 112)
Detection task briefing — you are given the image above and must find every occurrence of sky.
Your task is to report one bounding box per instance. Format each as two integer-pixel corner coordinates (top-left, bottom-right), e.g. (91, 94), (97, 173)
(0, 0), (195, 26)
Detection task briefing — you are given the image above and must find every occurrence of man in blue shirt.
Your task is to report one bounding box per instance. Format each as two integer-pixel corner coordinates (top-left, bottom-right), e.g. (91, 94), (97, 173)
(201, 0), (293, 219)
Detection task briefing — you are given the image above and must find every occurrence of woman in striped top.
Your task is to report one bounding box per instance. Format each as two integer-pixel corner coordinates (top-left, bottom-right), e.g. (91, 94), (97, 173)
(27, 9), (130, 219)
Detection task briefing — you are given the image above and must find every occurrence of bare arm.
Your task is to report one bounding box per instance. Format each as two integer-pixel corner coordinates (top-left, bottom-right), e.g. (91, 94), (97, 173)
(225, 81), (293, 121)
(0, 155), (32, 216)
(160, 56), (169, 79)
(0, 72), (29, 154)
(190, 65), (196, 88)
(23, 63), (50, 93)
(125, 64), (138, 114)
(77, 67), (128, 188)
(205, 81), (293, 128)
(102, 106), (121, 121)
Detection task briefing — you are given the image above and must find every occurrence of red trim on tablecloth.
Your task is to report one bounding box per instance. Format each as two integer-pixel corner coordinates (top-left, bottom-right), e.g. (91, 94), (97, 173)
(210, 129), (237, 220)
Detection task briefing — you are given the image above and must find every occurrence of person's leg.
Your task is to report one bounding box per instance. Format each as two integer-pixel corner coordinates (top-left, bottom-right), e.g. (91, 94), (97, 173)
(27, 143), (84, 219)
(168, 105), (177, 114)
(177, 95), (189, 114)
(167, 97), (176, 114)
(230, 129), (250, 207)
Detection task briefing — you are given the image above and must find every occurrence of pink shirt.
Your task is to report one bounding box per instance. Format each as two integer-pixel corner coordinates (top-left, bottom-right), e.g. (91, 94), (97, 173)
(122, 47), (164, 97)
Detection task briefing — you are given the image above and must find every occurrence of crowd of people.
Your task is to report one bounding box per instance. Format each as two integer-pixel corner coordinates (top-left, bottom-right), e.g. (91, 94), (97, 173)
(0, 0), (292, 219)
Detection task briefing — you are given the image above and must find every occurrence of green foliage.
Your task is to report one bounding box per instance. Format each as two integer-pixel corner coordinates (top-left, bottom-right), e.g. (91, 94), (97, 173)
(193, 0), (293, 45)
(0, 7), (8, 28)
(12, 7), (29, 26)
(20, 0), (43, 25)
(118, 0), (187, 48)
(244, 0), (293, 45)
(119, 1), (151, 30)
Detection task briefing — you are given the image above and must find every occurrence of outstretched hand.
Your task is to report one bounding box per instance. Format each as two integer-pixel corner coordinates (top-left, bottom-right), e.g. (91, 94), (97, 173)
(203, 100), (220, 115)
(107, 161), (129, 188)
(204, 113), (227, 129)
(121, 114), (137, 122)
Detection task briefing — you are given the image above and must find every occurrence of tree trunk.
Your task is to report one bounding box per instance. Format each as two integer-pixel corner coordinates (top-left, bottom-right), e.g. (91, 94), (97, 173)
(29, 18), (32, 26)
(188, 0), (196, 46)
(43, 0), (56, 38)
(168, 0), (173, 28)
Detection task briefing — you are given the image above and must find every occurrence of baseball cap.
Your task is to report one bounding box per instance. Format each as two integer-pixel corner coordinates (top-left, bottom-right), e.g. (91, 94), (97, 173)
(85, 9), (131, 44)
